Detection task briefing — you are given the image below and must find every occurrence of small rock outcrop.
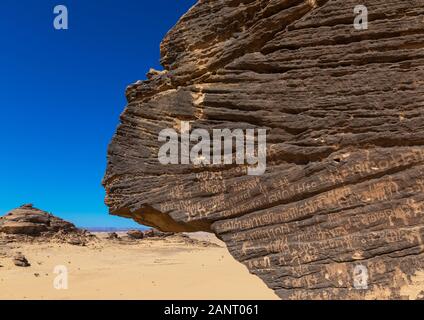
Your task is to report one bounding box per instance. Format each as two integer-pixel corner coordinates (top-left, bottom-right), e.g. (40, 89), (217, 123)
(0, 204), (76, 236)
(126, 229), (174, 240)
(143, 229), (174, 238)
(103, 0), (424, 299)
(106, 232), (120, 240)
(127, 230), (144, 239)
(0, 204), (92, 245)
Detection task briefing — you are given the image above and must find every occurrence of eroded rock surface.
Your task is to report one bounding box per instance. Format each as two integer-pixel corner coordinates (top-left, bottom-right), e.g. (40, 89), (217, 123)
(103, 0), (424, 299)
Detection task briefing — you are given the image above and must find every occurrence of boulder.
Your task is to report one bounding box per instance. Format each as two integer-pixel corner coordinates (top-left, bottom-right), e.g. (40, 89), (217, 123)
(106, 232), (120, 240)
(142, 229), (173, 238)
(13, 253), (30, 267)
(127, 230), (144, 239)
(103, 0), (424, 299)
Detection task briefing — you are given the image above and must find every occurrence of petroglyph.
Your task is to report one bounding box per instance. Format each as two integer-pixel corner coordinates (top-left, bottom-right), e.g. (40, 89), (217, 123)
(104, 0), (424, 299)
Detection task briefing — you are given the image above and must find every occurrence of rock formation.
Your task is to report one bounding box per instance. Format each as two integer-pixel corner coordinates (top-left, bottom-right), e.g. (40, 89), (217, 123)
(103, 0), (424, 299)
(0, 204), (92, 245)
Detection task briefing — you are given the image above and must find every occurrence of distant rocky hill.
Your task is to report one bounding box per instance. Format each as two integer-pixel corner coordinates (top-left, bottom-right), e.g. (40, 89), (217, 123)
(0, 204), (93, 245)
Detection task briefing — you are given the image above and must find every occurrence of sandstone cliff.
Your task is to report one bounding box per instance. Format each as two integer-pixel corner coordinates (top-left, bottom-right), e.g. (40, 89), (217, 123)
(103, 0), (424, 299)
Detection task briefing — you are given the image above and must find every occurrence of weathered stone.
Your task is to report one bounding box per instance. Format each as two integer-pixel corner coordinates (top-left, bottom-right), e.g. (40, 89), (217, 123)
(143, 229), (174, 238)
(106, 232), (120, 240)
(67, 238), (84, 246)
(13, 253), (30, 267)
(127, 230), (144, 239)
(103, 0), (424, 299)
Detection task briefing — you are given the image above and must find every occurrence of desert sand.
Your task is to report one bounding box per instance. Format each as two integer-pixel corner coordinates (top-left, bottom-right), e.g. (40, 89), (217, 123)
(0, 232), (277, 300)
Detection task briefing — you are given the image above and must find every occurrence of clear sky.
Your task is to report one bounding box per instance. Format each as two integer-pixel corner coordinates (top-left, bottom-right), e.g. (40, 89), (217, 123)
(0, 0), (197, 228)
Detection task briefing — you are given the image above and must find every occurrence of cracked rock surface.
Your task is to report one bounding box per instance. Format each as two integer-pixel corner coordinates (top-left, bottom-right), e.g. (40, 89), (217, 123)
(103, 0), (424, 299)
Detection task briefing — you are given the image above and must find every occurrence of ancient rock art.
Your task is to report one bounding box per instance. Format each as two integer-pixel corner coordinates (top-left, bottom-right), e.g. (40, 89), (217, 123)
(103, 0), (424, 299)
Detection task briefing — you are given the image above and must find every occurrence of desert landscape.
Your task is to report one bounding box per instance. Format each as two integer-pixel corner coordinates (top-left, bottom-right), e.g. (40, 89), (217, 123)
(2, 0), (424, 301)
(0, 205), (277, 300)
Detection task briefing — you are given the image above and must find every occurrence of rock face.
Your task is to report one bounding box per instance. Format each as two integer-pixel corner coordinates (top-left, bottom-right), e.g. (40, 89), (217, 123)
(103, 0), (424, 299)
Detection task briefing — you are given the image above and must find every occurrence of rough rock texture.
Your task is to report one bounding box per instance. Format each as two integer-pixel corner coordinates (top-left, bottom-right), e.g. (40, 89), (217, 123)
(0, 204), (92, 245)
(103, 0), (424, 299)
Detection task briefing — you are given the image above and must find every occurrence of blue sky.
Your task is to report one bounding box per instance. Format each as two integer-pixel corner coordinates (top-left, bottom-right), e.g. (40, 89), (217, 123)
(0, 0), (197, 228)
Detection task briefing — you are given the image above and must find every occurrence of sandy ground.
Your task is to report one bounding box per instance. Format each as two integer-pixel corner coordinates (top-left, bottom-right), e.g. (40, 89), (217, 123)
(0, 232), (278, 300)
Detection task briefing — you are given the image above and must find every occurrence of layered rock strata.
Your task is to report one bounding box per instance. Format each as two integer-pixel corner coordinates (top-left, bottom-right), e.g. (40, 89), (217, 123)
(103, 0), (424, 299)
